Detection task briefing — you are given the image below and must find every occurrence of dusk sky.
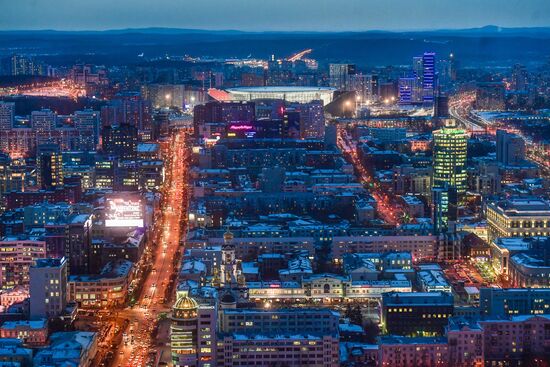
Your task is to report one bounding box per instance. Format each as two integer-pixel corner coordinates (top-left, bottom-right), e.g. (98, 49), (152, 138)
(3, 0), (550, 31)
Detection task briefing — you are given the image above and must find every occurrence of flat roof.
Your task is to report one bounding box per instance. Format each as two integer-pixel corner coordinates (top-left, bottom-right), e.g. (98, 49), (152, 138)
(492, 198), (550, 215)
(34, 257), (66, 268)
(226, 86), (335, 93)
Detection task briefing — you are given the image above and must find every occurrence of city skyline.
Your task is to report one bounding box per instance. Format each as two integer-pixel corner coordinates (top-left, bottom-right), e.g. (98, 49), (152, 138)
(1, 3), (550, 367)
(2, 0), (550, 31)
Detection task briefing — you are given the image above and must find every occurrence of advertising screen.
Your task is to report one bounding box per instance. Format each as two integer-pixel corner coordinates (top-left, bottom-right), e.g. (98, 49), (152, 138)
(105, 197), (144, 227)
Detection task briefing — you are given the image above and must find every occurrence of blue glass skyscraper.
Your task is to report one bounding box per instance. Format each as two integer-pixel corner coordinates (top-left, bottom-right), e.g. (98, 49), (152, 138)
(422, 52), (436, 103)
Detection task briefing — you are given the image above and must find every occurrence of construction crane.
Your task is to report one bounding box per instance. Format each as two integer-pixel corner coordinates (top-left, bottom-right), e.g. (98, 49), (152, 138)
(287, 49), (313, 62)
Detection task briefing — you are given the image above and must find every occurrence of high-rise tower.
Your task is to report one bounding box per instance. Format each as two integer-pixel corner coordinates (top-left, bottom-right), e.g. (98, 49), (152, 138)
(432, 127), (467, 196)
(422, 52), (436, 103)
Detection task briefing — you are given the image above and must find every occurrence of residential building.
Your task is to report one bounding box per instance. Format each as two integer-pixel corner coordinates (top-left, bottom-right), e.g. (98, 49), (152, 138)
(29, 257), (68, 319)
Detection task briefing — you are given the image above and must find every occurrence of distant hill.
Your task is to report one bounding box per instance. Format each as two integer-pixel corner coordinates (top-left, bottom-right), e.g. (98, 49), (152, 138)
(1, 26), (549, 67)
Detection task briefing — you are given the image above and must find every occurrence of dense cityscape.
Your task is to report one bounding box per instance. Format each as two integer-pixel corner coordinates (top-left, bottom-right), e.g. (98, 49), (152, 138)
(0, 2), (550, 367)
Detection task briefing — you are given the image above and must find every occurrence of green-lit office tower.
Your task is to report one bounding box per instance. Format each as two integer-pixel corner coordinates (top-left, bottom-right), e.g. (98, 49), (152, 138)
(432, 127), (467, 195)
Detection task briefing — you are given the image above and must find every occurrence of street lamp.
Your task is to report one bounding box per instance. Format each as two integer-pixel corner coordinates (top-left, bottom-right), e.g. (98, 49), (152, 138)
(343, 100), (352, 118)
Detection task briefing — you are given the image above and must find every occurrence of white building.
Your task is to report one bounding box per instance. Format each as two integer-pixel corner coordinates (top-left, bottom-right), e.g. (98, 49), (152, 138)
(226, 86), (335, 106)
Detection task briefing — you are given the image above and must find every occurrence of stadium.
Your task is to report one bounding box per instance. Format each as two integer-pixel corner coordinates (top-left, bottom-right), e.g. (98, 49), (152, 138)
(225, 86), (336, 105)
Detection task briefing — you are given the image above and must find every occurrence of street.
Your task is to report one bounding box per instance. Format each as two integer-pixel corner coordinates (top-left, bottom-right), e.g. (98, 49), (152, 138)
(337, 125), (403, 226)
(108, 128), (190, 367)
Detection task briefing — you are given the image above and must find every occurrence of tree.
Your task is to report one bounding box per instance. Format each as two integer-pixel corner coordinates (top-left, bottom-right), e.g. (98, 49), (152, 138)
(351, 305), (363, 326)
(363, 320), (380, 344)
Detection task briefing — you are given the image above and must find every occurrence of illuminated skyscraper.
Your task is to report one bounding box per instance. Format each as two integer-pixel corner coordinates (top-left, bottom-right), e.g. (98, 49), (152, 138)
(422, 52), (436, 103)
(288, 100), (325, 139)
(102, 123), (138, 160)
(31, 108), (56, 132)
(74, 109), (100, 148)
(329, 63), (356, 90)
(0, 101), (14, 130)
(36, 143), (64, 189)
(348, 73), (378, 101)
(398, 76), (415, 104)
(412, 56), (424, 103)
(432, 185), (458, 235)
(432, 127), (467, 195)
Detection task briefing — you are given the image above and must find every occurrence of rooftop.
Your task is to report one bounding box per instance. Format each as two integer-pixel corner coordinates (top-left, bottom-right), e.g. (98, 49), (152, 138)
(379, 336), (448, 345)
(383, 291), (453, 305)
(492, 198), (550, 215)
(33, 257), (66, 268)
(136, 143), (159, 153)
(1, 319), (47, 330)
(226, 86), (335, 93)
(230, 333), (324, 341)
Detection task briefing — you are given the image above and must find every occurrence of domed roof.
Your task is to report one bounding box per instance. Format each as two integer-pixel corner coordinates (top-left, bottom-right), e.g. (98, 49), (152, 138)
(220, 292), (236, 304)
(223, 230), (234, 242)
(173, 292), (198, 311)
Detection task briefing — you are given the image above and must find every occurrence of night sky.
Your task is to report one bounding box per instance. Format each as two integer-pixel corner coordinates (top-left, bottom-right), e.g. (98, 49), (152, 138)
(2, 0), (550, 31)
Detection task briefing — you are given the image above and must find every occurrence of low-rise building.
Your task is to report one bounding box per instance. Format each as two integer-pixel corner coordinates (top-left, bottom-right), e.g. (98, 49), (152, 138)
(68, 260), (133, 308)
(33, 331), (98, 367)
(509, 251), (550, 287)
(340, 342), (379, 366)
(382, 292), (454, 336)
(332, 235), (439, 263)
(489, 237), (535, 277)
(0, 338), (33, 366)
(191, 236), (315, 261)
(378, 336), (449, 367)
(446, 317), (484, 367)
(0, 319), (48, 346)
(179, 259), (207, 283)
(399, 195), (425, 217)
(486, 198), (550, 240)
(480, 288), (550, 318)
(247, 278), (412, 302)
(479, 315), (550, 365)
(416, 264), (452, 293)
(217, 334), (339, 367)
(0, 286), (29, 308)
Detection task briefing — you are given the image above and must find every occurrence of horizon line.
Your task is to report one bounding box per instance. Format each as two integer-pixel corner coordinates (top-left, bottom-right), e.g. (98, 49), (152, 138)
(1, 24), (550, 34)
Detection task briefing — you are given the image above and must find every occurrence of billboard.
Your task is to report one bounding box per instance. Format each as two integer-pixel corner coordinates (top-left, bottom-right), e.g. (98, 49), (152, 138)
(105, 196), (144, 227)
(227, 123), (256, 138)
